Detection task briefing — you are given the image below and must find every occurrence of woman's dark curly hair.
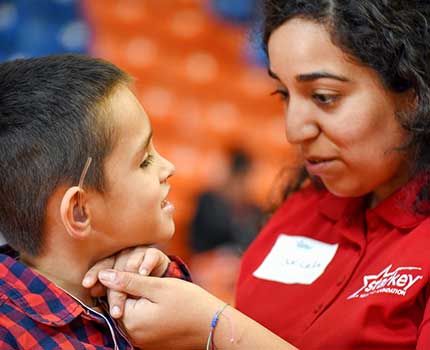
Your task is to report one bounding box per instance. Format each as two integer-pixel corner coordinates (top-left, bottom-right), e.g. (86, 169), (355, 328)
(263, 0), (430, 211)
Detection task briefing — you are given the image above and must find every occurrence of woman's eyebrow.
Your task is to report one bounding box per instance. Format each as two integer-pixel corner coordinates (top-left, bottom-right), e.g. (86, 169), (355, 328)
(267, 68), (349, 83)
(296, 71), (349, 82)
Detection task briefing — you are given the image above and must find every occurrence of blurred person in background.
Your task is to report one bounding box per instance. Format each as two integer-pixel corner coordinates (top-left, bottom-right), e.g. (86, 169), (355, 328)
(89, 1), (430, 349)
(189, 148), (263, 303)
(190, 148), (263, 254)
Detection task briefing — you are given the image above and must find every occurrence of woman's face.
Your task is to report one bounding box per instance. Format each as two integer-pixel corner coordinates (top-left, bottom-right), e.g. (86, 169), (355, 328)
(268, 18), (411, 205)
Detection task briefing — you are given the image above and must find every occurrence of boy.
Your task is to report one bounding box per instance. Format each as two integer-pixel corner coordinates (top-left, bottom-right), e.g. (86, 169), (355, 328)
(0, 54), (189, 349)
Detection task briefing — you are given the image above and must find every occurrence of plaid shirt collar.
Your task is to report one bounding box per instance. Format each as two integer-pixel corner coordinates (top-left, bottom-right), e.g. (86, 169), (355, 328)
(0, 243), (191, 331)
(0, 245), (97, 327)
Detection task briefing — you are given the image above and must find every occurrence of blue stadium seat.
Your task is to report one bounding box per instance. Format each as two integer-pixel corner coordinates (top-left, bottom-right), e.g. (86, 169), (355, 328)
(209, 0), (258, 23)
(0, 0), (89, 61)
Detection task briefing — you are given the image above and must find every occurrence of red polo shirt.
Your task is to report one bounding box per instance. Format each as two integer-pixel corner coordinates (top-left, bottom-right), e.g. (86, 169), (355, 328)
(236, 178), (430, 350)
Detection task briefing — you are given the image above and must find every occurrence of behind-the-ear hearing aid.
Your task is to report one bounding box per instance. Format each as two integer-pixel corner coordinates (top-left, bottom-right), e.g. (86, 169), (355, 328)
(76, 157), (92, 221)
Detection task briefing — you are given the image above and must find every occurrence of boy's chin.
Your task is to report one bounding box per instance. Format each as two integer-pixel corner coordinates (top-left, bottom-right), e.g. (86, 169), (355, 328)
(159, 222), (176, 242)
(128, 221), (175, 248)
(145, 222), (176, 245)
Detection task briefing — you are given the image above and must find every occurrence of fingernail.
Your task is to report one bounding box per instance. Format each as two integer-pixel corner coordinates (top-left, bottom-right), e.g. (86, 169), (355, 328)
(99, 270), (117, 282)
(82, 276), (91, 287)
(82, 276), (94, 287)
(111, 305), (121, 318)
(139, 267), (148, 276)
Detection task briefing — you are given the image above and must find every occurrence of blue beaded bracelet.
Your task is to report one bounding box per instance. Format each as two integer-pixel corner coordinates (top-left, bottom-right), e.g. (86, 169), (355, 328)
(206, 303), (231, 350)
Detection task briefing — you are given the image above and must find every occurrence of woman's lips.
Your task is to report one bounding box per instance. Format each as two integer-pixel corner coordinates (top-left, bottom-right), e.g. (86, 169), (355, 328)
(305, 158), (336, 176)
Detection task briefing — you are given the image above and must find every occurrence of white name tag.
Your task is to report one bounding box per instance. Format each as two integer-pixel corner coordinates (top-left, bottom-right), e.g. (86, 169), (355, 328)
(253, 234), (338, 285)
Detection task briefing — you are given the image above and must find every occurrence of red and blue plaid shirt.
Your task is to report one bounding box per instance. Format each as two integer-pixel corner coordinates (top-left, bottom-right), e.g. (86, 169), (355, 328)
(0, 245), (191, 349)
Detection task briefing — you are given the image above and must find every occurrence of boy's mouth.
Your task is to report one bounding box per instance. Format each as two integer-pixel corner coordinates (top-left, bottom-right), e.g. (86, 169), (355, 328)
(161, 199), (175, 214)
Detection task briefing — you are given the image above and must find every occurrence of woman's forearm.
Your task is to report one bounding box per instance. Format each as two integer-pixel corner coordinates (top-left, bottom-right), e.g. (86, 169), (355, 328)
(213, 305), (296, 350)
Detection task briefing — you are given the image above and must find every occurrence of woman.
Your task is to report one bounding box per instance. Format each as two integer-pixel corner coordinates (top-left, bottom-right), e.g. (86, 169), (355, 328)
(88, 1), (430, 349)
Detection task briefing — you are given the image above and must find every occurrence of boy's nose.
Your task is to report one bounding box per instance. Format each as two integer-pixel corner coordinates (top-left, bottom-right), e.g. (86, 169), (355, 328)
(160, 157), (175, 182)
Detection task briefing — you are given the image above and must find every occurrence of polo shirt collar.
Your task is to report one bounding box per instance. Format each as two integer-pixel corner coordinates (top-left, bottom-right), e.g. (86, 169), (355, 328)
(370, 175), (428, 229)
(0, 247), (84, 327)
(318, 175), (428, 229)
(318, 191), (363, 221)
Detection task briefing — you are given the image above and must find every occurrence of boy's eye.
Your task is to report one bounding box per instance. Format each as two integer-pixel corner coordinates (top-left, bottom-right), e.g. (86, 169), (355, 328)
(312, 93), (339, 105)
(140, 154), (154, 168)
(270, 89), (289, 102)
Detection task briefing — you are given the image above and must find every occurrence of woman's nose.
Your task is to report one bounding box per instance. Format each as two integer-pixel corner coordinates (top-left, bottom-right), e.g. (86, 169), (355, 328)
(284, 101), (320, 144)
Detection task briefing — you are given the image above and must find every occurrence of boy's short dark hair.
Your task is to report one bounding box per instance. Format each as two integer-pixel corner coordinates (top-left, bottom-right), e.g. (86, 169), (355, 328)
(0, 54), (130, 256)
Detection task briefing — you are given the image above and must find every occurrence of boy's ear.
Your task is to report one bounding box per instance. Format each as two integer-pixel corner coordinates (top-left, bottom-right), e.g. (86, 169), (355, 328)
(60, 186), (92, 240)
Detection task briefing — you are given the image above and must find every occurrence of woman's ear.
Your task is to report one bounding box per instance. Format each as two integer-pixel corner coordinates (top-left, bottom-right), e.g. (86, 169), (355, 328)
(396, 88), (417, 114)
(60, 186), (92, 239)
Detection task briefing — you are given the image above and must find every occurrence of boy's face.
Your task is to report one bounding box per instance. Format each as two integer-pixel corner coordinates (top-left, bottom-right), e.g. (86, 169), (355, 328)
(91, 85), (175, 250)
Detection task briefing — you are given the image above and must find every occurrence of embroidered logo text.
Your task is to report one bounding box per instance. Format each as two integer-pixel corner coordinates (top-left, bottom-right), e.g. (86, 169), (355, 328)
(347, 265), (423, 299)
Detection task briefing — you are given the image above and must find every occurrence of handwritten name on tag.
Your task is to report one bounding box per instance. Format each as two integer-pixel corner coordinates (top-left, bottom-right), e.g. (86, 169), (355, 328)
(253, 234), (338, 285)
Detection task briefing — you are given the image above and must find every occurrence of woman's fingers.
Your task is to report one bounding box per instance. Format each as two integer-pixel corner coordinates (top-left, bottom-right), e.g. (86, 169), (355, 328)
(116, 247), (146, 273)
(108, 247), (144, 316)
(84, 247), (172, 318)
(113, 246), (169, 276)
(82, 255), (115, 288)
(138, 247), (169, 276)
(107, 288), (128, 318)
(98, 270), (167, 298)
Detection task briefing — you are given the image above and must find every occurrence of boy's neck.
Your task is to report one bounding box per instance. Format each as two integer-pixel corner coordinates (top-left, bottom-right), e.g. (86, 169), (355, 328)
(20, 247), (100, 307)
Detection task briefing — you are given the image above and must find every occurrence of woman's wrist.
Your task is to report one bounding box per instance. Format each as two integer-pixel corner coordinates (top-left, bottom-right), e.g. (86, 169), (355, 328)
(210, 306), (296, 350)
(206, 303), (233, 349)
(189, 293), (228, 348)
(213, 305), (242, 350)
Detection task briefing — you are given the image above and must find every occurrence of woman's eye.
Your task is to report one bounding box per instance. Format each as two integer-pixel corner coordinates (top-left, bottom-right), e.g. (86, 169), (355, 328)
(270, 89), (289, 102)
(312, 93), (338, 105)
(140, 154), (154, 168)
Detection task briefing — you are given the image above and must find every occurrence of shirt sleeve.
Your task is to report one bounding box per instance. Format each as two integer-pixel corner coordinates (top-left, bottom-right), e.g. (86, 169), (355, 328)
(162, 255), (192, 282)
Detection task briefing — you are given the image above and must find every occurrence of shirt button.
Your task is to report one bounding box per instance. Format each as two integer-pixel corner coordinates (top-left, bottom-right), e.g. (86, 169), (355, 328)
(336, 276), (346, 286)
(82, 312), (91, 320)
(313, 304), (324, 314)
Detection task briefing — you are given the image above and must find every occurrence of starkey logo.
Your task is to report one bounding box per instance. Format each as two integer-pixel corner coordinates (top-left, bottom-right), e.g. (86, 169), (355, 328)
(347, 265), (423, 299)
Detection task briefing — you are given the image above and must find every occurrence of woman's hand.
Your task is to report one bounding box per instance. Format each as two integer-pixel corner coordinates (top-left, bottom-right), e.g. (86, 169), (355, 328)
(97, 270), (296, 350)
(98, 270), (225, 350)
(82, 246), (170, 317)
